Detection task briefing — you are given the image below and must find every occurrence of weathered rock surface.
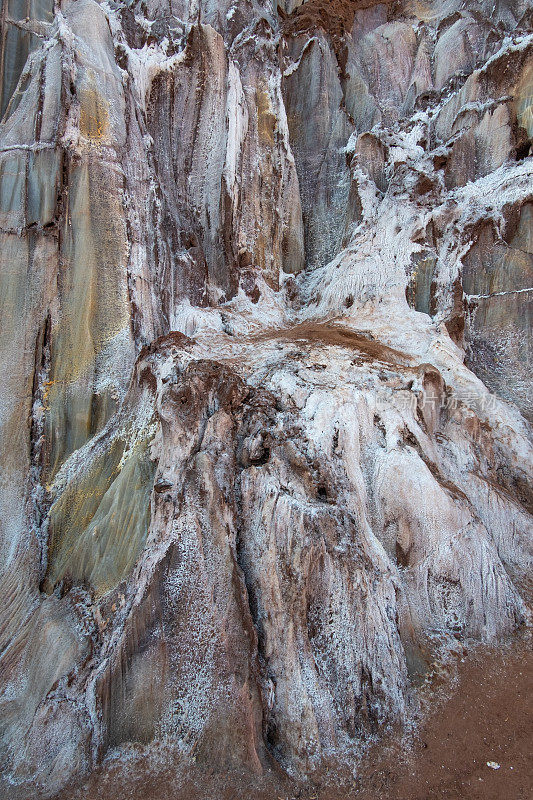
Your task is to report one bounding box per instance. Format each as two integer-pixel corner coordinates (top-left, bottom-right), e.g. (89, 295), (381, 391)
(0, 1), (531, 797)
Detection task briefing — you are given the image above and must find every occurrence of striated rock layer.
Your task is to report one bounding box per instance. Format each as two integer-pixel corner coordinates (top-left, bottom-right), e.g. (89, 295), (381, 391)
(0, 0), (532, 796)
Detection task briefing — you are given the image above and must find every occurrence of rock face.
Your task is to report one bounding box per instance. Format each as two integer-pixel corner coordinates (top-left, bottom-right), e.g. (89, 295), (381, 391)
(0, 1), (532, 796)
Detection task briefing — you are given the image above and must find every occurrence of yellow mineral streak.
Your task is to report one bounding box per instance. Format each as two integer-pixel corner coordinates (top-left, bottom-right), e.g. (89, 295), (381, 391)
(515, 60), (533, 137)
(79, 86), (110, 142)
(44, 156), (131, 479)
(256, 88), (277, 147)
(404, 0), (458, 22)
(45, 437), (155, 597)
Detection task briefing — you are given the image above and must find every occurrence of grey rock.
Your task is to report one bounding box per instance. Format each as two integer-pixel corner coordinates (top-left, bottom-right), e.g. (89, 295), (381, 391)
(0, 1), (532, 796)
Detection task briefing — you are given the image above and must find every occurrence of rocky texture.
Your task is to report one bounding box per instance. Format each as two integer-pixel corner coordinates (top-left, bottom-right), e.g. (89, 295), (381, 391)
(0, 1), (532, 797)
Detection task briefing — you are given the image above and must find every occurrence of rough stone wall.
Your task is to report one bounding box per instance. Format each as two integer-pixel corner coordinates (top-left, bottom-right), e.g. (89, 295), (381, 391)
(0, 1), (531, 796)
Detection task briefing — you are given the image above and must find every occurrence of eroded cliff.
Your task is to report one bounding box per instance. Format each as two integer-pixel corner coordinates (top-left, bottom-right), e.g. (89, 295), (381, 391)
(0, 1), (532, 797)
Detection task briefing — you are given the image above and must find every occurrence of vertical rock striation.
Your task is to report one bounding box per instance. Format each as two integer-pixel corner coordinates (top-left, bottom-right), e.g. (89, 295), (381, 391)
(0, 1), (531, 796)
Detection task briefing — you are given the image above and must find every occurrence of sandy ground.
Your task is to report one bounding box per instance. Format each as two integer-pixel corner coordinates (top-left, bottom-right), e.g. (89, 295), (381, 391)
(353, 634), (533, 800)
(54, 633), (532, 800)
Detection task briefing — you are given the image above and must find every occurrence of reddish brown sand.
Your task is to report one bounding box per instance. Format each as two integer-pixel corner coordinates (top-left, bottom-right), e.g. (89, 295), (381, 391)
(354, 636), (533, 800)
(55, 634), (532, 800)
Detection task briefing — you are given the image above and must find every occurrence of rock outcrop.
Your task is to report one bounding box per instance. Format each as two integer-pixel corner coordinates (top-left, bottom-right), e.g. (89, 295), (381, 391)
(0, 1), (531, 797)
